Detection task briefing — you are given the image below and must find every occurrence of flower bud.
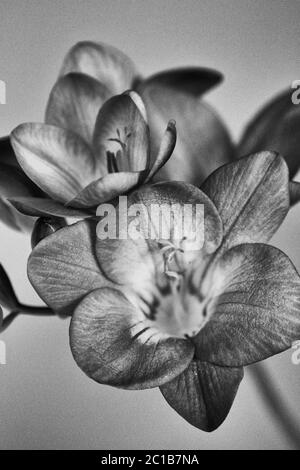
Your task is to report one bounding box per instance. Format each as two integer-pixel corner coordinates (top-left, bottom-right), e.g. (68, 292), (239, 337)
(31, 217), (67, 249)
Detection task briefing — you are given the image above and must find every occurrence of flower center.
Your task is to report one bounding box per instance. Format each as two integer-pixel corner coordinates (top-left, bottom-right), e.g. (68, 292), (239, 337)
(134, 241), (209, 339)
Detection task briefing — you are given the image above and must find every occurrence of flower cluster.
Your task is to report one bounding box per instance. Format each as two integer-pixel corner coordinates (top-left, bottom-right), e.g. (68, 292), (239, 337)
(1, 41), (300, 432)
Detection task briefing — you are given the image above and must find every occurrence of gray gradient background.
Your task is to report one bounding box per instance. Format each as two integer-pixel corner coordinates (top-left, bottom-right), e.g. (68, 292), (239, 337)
(0, 0), (300, 450)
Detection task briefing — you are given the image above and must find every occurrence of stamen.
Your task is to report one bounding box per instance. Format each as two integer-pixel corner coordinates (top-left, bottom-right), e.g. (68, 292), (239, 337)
(158, 239), (185, 281)
(107, 127), (132, 153)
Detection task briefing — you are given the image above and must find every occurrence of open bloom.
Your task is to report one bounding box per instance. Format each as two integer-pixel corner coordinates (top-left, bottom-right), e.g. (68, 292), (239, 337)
(56, 41), (234, 184)
(27, 151), (300, 431)
(0, 41), (233, 230)
(9, 91), (176, 219)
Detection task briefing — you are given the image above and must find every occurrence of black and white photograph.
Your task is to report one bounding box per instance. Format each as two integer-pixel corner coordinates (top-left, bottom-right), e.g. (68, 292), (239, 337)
(0, 0), (300, 453)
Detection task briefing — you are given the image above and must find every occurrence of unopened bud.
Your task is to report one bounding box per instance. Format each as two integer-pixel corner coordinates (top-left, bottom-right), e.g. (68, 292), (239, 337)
(31, 217), (67, 249)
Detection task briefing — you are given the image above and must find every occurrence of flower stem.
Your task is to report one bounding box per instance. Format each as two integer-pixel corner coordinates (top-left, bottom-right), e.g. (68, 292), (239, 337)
(250, 362), (300, 449)
(16, 303), (54, 316)
(0, 304), (55, 332)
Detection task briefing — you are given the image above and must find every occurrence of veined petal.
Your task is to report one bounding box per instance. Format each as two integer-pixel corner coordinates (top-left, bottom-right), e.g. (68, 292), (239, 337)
(68, 170), (147, 208)
(28, 220), (110, 314)
(59, 41), (137, 95)
(70, 287), (194, 389)
(193, 243), (300, 367)
(201, 152), (289, 250)
(160, 361), (243, 431)
(45, 73), (111, 146)
(93, 92), (150, 172)
(11, 123), (96, 203)
(129, 181), (223, 254)
(139, 81), (233, 185)
(238, 88), (300, 178)
(144, 119), (176, 183)
(9, 197), (91, 218)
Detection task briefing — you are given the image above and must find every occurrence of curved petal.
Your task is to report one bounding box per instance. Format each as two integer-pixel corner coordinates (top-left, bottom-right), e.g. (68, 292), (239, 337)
(93, 92), (150, 172)
(193, 243), (300, 367)
(139, 81), (233, 185)
(0, 198), (29, 231)
(68, 170), (147, 208)
(201, 151), (289, 250)
(140, 67), (223, 97)
(59, 41), (137, 95)
(160, 361), (244, 431)
(9, 197), (91, 218)
(11, 123), (96, 203)
(70, 287), (194, 389)
(238, 88), (300, 178)
(28, 220), (110, 314)
(45, 72), (111, 145)
(144, 119), (176, 183)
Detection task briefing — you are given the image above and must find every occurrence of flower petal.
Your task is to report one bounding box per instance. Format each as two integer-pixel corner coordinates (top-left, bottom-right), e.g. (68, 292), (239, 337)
(93, 92), (150, 172)
(193, 243), (300, 367)
(59, 41), (137, 95)
(45, 72), (111, 145)
(144, 119), (176, 183)
(160, 361), (243, 431)
(28, 220), (110, 314)
(70, 287), (194, 389)
(238, 88), (300, 178)
(11, 123), (96, 203)
(201, 152), (289, 250)
(139, 81), (233, 185)
(68, 170), (147, 208)
(140, 67), (223, 99)
(9, 197), (91, 218)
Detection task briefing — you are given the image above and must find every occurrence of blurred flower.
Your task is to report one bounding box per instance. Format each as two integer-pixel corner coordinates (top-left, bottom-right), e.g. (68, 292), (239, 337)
(9, 91), (176, 219)
(27, 151), (300, 431)
(238, 87), (300, 204)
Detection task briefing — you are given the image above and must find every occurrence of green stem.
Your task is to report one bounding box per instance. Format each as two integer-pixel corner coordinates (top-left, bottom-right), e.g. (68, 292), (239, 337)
(251, 362), (300, 449)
